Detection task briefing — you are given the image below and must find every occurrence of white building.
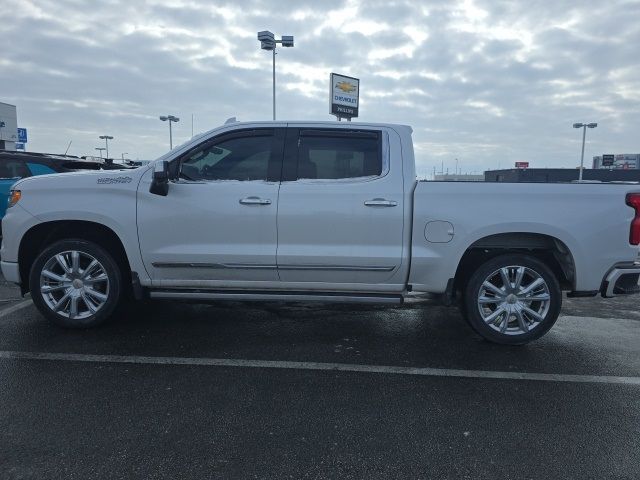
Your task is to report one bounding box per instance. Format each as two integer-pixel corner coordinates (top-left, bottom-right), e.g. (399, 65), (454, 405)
(0, 102), (18, 151)
(433, 173), (485, 182)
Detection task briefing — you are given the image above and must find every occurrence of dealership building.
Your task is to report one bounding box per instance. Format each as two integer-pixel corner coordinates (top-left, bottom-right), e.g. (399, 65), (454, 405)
(0, 102), (18, 151)
(485, 168), (640, 183)
(593, 154), (640, 170)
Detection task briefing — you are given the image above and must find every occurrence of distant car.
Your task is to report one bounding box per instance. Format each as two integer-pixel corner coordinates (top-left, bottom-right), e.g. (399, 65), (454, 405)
(124, 160), (151, 167)
(0, 151), (133, 230)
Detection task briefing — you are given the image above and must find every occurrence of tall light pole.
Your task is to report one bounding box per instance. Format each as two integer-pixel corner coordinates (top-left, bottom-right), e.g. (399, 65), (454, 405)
(95, 147), (105, 158)
(99, 135), (113, 159)
(257, 31), (294, 120)
(159, 115), (179, 149)
(573, 122), (597, 182)
(121, 152), (128, 162)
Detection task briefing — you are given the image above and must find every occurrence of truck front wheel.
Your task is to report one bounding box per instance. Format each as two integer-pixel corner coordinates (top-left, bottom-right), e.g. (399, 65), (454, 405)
(29, 239), (122, 328)
(462, 254), (562, 345)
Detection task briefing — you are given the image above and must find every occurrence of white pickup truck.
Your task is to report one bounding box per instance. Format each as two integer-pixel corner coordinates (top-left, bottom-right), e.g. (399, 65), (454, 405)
(2, 121), (640, 344)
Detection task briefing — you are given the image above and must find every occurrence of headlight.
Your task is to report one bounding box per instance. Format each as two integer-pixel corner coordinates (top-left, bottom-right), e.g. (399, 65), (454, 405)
(7, 190), (21, 208)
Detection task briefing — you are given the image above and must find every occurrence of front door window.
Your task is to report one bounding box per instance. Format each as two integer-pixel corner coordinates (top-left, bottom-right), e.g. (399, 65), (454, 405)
(180, 134), (275, 182)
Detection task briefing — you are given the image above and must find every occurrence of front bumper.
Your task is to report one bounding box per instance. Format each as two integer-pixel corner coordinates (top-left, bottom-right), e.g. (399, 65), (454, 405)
(601, 263), (640, 297)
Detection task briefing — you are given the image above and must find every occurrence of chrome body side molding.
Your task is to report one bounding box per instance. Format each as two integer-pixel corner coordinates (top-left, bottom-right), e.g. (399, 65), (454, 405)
(152, 262), (276, 270)
(278, 265), (395, 272)
(152, 263), (395, 272)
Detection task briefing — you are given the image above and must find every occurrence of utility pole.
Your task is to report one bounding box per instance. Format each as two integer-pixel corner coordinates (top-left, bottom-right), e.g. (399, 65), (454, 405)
(573, 122), (598, 182)
(99, 135), (113, 159)
(258, 31), (294, 120)
(159, 115), (180, 149)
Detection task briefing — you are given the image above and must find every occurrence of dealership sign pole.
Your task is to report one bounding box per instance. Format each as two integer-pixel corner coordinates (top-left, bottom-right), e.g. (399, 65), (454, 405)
(330, 73), (359, 121)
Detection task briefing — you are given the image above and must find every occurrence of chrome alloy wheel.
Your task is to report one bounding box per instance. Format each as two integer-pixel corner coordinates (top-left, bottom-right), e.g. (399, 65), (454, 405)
(39, 250), (110, 320)
(477, 265), (551, 336)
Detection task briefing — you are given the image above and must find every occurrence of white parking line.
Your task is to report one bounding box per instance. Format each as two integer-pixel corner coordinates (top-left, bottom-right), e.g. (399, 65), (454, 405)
(0, 299), (33, 318)
(0, 350), (638, 385)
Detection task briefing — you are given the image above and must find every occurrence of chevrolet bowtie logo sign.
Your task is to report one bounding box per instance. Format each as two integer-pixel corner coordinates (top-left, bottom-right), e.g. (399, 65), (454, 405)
(335, 81), (357, 93)
(330, 73), (360, 120)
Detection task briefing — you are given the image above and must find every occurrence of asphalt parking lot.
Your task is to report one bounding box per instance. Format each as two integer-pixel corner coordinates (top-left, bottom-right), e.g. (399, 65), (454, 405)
(0, 275), (638, 479)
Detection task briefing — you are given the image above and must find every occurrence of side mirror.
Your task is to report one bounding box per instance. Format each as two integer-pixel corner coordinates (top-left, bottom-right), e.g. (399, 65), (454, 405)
(150, 160), (169, 196)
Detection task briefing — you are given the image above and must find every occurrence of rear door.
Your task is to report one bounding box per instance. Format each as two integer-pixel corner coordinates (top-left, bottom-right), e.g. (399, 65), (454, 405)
(276, 127), (406, 289)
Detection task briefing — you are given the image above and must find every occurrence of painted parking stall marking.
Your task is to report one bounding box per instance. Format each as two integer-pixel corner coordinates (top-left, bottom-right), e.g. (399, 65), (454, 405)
(0, 299), (33, 319)
(0, 350), (639, 386)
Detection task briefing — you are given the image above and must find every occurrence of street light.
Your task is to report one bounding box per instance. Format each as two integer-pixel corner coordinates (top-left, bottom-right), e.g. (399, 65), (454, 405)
(257, 31), (294, 120)
(159, 115), (179, 149)
(121, 152), (128, 162)
(573, 122), (598, 182)
(99, 135), (113, 160)
(95, 147), (106, 159)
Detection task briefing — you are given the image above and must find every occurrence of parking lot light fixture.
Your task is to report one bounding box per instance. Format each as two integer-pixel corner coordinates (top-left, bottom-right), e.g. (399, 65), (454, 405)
(99, 135), (114, 160)
(159, 115), (179, 149)
(573, 122), (598, 182)
(257, 31), (294, 120)
(95, 147), (106, 159)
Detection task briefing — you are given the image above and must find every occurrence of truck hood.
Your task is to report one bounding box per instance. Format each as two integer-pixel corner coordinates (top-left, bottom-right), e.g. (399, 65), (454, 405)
(12, 166), (149, 192)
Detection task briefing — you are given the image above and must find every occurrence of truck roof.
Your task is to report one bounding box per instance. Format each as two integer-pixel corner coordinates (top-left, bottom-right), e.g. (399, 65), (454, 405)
(218, 119), (412, 131)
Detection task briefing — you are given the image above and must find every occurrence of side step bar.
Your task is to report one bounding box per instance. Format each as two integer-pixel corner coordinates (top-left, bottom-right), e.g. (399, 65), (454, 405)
(149, 290), (404, 305)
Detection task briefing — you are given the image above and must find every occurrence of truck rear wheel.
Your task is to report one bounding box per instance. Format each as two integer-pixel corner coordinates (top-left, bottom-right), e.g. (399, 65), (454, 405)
(462, 254), (561, 345)
(29, 239), (122, 328)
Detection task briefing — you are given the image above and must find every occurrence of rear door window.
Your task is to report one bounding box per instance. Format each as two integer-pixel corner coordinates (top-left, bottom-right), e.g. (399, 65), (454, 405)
(296, 130), (382, 180)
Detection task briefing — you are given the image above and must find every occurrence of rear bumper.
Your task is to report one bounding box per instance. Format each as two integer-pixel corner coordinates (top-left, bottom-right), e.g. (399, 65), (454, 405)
(1, 261), (20, 284)
(601, 263), (640, 297)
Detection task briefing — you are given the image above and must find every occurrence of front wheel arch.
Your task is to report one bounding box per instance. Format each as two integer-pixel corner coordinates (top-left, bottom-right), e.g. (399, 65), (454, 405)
(19, 220), (131, 296)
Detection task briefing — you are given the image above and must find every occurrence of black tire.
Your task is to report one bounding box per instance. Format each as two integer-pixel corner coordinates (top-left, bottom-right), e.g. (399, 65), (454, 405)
(462, 254), (562, 345)
(29, 239), (122, 328)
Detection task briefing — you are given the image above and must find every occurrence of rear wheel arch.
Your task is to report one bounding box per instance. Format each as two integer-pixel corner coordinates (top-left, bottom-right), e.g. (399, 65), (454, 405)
(453, 232), (576, 296)
(19, 220), (132, 295)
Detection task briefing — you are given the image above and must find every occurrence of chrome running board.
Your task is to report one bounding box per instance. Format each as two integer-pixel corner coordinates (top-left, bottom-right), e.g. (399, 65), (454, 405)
(149, 290), (403, 304)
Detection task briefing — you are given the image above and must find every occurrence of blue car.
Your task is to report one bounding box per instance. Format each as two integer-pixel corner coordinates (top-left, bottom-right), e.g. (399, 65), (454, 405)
(0, 151), (128, 229)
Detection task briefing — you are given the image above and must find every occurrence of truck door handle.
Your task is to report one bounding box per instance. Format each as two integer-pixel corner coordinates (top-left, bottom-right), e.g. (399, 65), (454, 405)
(239, 196), (271, 205)
(364, 198), (398, 207)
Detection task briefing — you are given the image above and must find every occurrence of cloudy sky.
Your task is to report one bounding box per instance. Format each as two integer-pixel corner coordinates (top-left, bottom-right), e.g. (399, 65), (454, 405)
(1, 0), (639, 176)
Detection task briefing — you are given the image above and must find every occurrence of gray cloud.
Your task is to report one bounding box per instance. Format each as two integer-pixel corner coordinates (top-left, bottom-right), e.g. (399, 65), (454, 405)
(1, 0), (638, 175)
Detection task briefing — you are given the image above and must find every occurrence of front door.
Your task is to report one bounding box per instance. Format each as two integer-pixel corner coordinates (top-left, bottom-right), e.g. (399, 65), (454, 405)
(276, 127), (406, 289)
(137, 127), (285, 286)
